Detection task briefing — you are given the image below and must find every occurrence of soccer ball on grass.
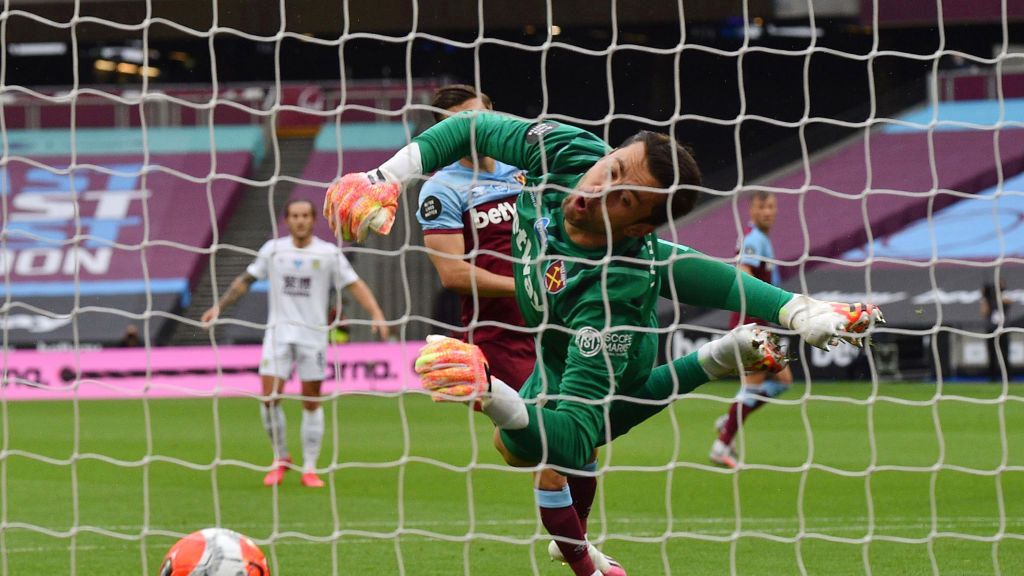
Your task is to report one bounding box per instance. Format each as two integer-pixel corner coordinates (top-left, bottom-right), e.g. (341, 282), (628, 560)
(159, 528), (269, 576)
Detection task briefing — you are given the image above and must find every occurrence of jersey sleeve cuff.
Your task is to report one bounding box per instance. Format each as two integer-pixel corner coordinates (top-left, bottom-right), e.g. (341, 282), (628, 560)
(422, 228), (464, 235)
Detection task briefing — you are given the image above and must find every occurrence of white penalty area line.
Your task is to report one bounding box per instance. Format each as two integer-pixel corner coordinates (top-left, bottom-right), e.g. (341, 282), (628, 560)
(5, 516), (1023, 555)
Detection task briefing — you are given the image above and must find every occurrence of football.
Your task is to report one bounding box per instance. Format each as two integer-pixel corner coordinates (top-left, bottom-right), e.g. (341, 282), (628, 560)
(159, 528), (269, 576)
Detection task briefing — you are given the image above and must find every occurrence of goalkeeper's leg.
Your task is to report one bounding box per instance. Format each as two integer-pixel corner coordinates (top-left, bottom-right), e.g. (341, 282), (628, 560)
(568, 461), (598, 534)
(605, 325), (787, 442)
(537, 468), (626, 576)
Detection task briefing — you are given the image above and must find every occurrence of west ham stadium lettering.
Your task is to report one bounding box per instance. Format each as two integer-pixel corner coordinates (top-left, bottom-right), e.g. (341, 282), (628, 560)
(3, 164), (146, 278)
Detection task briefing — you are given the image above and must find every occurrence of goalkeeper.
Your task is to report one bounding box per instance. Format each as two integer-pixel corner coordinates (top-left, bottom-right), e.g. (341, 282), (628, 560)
(324, 111), (882, 576)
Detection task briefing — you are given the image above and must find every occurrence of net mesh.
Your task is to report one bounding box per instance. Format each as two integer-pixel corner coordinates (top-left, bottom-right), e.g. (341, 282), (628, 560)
(1, 1), (1022, 575)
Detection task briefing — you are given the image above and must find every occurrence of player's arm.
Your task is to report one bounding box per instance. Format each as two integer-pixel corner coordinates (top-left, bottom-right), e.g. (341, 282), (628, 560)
(656, 240), (789, 322)
(343, 280), (390, 340)
(201, 272), (257, 325)
(203, 242), (271, 325)
(413, 111), (607, 177)
(737, 232), (765, 275)
(324, 111), (606, 241)
(424, 234), (515, 297)
(417, 178), (516, 297)
(655, 240), (883, 349)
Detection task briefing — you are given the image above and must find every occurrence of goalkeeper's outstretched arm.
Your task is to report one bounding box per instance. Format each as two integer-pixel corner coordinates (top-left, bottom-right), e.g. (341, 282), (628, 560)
(656, 240), (884, 350)
(324, 111), (605, 241)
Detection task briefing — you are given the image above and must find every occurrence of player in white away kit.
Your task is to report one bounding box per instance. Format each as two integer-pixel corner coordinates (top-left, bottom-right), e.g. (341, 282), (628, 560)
(202, 199), (390, 487)
(709, 190), (795, 468)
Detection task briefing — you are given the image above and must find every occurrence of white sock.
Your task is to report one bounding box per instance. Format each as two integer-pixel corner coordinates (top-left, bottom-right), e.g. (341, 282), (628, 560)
(480, 377), (528, 430)
(260, 403), (289, 461)
(698, 328), (750, 379)
(301, 406), (325, 473)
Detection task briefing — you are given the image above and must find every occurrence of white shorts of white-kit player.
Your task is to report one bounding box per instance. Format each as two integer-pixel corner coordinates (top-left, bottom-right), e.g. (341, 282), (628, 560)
(259, 339), (327, 382)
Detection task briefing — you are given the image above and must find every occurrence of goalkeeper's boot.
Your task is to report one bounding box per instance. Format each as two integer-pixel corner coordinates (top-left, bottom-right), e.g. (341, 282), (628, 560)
(548, 541), (627, 575)
(709, 439), (739, 469)
(300, 471), (325, 488)
(263, 456), (292, 487)
(779, 296), (885, 350)
(698, 324), (789, 379)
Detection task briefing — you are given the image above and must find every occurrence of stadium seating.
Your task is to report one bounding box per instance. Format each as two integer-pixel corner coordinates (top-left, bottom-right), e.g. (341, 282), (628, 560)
(2, 125), (264, 347)
(671, 99), (1024, 272)
(669, 99), (1024, 379)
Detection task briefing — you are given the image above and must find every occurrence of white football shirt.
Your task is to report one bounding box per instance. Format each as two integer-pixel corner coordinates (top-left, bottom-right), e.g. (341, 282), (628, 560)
(247, 236), (359, 346)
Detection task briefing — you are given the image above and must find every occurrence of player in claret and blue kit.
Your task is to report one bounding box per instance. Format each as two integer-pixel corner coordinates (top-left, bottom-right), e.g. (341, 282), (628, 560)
(416, 85), (535, 389)
(710, 189), (796, 469)
(324, 111), (884, 576)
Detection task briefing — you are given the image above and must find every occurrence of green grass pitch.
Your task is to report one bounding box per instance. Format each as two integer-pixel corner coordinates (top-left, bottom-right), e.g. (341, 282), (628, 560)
(3, 381), (1023, 575)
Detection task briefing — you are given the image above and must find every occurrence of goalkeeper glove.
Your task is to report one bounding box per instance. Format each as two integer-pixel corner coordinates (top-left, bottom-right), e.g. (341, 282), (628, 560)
(323, 170), (400, 242)
(416, 335), (528, 430)
(323, 143), (424, 243)
(779, 295), (884, 350)
(415, 335), (492, 404)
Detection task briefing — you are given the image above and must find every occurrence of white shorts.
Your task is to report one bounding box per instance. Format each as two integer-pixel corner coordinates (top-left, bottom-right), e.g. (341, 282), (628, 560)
(259, 340), (327, 382)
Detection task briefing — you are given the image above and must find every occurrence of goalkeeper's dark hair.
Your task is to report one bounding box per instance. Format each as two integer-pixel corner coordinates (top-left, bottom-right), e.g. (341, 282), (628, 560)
(284, 198), (316, 218)
(431, 84), (493, 123)
(619, 130), (702, 228)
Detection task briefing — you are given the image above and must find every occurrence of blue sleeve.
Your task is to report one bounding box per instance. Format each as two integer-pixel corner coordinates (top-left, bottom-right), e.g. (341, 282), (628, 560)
(416, 178), (466, 232)
(739, 232), (767, 268)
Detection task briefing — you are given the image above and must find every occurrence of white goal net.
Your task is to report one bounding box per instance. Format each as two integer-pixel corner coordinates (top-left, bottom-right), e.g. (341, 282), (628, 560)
(1, 1), (1023, 575)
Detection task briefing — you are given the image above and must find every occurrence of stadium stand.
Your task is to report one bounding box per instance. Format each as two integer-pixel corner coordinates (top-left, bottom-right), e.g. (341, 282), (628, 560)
(669, 98), (1024, 380)
(672, 107), (1024, 268)
(212, 121), (443, 343)
(2, 125), (264, 347)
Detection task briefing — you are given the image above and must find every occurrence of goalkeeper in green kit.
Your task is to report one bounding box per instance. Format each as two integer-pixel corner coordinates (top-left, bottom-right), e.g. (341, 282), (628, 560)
(324, 111), (883, 576)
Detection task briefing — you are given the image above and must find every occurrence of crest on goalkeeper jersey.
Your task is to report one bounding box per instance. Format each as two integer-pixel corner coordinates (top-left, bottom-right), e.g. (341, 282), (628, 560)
(545, 259), (566, 293)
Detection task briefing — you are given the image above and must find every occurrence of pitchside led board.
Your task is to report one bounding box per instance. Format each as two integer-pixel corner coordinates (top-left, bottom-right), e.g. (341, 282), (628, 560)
(1, 126), (264, 348)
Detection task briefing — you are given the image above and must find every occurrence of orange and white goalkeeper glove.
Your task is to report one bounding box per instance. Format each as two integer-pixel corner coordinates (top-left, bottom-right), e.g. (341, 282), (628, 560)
(415, 335), (492, 403)
(779, 296), (885, 350)
(323, 170), (401, 242)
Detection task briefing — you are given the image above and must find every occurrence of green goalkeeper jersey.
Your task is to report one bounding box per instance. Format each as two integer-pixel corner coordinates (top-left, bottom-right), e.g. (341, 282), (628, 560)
(414, 111), (790, 468)
(415, 113), (662, 397)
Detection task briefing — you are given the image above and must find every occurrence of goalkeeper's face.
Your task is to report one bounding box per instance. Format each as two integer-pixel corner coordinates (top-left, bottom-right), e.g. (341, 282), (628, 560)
(563, 142), (664, 241)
